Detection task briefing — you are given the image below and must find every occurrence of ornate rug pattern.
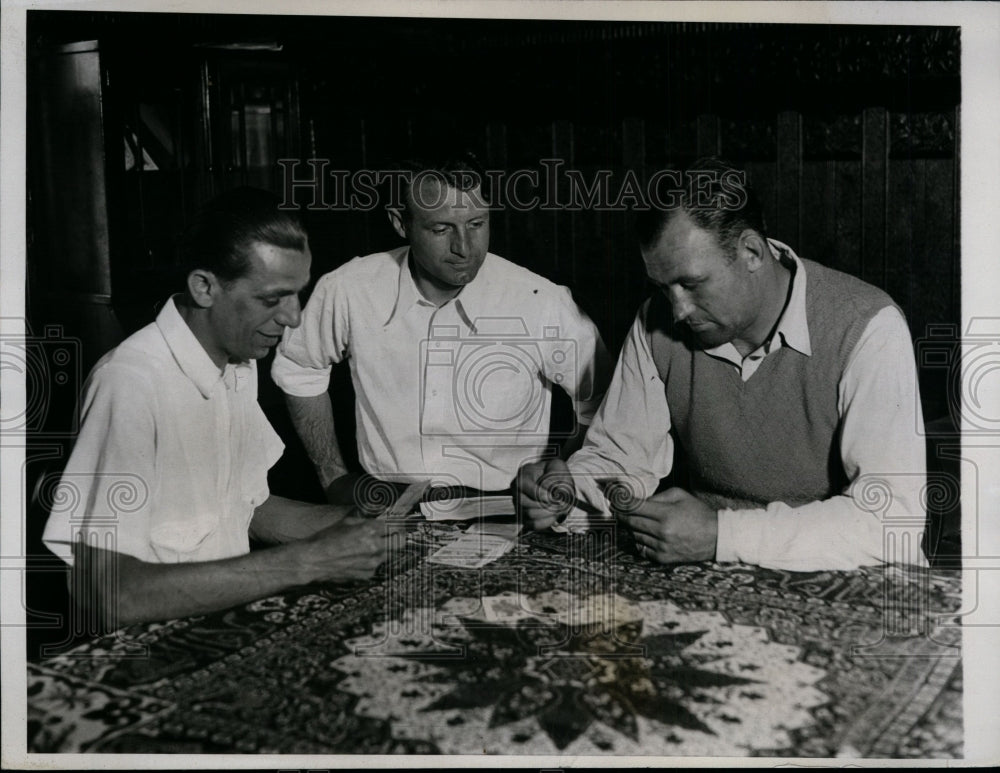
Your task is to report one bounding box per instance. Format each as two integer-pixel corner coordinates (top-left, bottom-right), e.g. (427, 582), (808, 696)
(27, 527), (963, 757)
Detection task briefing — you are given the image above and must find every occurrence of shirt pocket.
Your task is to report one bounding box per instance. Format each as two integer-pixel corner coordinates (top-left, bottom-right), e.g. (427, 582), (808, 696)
(452, 343), (546, 433)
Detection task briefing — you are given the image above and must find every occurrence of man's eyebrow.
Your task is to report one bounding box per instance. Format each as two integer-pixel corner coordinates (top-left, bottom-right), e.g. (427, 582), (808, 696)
(256, 288), (298, 298)
(651, 274), (704, 289)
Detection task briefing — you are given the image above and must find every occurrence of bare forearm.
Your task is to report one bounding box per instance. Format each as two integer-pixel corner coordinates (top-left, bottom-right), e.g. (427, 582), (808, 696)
(249, 494), (351, 544)
(72, 514), (391, 628)
(285, 393), (348, 488)
(73, 541), (322, 628)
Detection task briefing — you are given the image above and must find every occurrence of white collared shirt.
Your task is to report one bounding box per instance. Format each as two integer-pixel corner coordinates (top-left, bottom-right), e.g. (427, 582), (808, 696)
(272, 248), (608, 491)
(569, 240), (928, 571)
(42, 297), (285, 564)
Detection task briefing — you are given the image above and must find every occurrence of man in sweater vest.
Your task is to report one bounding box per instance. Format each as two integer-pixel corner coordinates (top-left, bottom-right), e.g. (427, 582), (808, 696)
(516, 158), (928, 571)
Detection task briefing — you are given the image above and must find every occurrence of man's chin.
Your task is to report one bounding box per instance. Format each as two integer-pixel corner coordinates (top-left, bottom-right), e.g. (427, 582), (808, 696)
(248, 345), (274, 360)
(448, 267), (481, 285)
(689, 328), (726, 349)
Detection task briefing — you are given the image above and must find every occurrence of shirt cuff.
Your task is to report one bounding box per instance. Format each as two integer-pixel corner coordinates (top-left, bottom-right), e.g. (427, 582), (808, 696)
(271, 350), (332, 397)
(715, 507), (763, 564)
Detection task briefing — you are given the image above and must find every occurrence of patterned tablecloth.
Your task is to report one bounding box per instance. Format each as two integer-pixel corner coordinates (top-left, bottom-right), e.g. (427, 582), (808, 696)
(27, 523), (963, 758)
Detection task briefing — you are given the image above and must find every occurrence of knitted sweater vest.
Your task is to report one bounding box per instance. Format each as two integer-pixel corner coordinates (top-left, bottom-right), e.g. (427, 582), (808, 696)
(648, 257), (896, 512)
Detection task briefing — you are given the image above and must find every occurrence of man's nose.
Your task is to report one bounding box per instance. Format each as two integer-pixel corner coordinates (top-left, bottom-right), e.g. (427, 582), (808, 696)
(275, 295), (302, 329)
(451, 228), (473, 258)
(668, 288), (693, 323)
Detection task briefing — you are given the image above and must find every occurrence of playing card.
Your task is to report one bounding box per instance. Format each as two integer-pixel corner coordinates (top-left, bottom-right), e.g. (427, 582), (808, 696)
(379, 479), (432, 518)
(550, 476), (614, 533)
(466, 521), (522, 540)
(420, 495), (514, 521)
(480, 593), (536, 623)
(426, 532), (514, 568)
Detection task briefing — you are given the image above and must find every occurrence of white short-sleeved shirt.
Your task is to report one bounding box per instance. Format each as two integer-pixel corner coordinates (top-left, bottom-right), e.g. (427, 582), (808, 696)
(42, 297), (285, 565)
(271, 248), (608, 491)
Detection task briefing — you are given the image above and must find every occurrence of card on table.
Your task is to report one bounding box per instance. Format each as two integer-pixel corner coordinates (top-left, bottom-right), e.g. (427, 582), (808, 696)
(465, 520), (522, 540)
(426, 532), (514, 568)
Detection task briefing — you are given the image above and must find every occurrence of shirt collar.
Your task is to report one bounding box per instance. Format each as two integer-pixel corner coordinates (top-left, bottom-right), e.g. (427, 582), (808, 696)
(384, 248), (494, 333)
(701, 237), (811, 363)
(156, 296), (253, 398)
(384, 247), (427, 326)
(766, 238), (811, 357)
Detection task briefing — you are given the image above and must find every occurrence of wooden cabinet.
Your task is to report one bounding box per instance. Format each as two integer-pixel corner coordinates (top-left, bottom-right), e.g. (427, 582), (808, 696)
(28, 32), (303, 348)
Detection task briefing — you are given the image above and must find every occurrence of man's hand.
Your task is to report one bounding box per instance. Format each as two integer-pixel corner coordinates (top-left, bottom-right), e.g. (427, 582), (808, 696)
(617, 487), (718, 564)
(324, 472), (363, 506)
(298, 516), (403, 582)
(514, 458), (578, 531)
(324, 472), (407, 517)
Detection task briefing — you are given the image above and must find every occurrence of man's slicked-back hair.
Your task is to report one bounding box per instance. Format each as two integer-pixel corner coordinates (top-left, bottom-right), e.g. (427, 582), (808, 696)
(396, 149), (490, 220)
(636, 156), (767, 258)
(183, 186), (308, 283)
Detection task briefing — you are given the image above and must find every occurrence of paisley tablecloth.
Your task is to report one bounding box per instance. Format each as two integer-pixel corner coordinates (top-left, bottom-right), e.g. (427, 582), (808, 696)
(26, 524), (963, 758)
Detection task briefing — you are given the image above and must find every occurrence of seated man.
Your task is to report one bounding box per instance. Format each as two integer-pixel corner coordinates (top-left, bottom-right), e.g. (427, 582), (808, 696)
(272, 152), (609, 502)
(42, 188), (394, 628)
(517, 158), (927, 571)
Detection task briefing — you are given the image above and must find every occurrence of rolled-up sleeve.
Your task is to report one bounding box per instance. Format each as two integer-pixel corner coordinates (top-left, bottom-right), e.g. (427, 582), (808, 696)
(272, 272), (349, 397)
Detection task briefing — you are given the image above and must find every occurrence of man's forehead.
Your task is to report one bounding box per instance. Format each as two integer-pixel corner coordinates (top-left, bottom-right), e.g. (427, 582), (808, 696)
(242, 242), (311, 286)
(409, 177), (489, 216)
(643, 214), (722, 275)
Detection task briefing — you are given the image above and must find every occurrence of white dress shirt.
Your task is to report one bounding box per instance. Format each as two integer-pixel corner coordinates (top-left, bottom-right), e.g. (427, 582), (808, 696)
(272, 248), (608, 491)
(43, 298), (285, 564)
(569, 241), (928, 571)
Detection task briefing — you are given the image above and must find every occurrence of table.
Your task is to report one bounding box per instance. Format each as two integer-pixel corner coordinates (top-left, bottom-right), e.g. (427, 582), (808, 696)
(26, 521), (963, 758)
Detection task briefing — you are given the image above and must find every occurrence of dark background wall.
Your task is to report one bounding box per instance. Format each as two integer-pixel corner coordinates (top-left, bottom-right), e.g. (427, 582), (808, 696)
(23, 12), (961, 656)
(26, 12), (961, 414)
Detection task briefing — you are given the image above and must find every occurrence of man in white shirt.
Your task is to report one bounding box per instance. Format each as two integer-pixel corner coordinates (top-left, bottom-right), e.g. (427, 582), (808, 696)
(516, 158), (928, 571)
(272, 153), (609, 503)
(42, 188), (395, 628)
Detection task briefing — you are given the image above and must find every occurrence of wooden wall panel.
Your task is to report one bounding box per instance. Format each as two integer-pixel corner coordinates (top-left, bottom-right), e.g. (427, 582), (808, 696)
(799, 160), (836, 265)
(861, 107), (889, 291)
(833, 160), (864, 278)
(29, 16), (956, 415)
(776, 111), (803, 249)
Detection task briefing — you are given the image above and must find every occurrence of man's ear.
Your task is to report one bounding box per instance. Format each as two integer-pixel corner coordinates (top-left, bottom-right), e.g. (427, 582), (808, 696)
(387, 207), (408, 240)
(737, 229), (769, 273)
(186, 268), (220, 308)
